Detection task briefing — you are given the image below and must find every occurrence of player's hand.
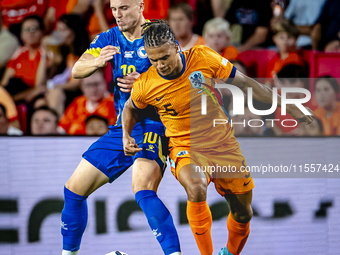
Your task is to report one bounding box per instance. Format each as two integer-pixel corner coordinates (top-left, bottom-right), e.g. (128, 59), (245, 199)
(94, 45), (119, 68)
(287, 106), (314, 125)
(123, 135), (142, 156)
(117, 72), (140, 93)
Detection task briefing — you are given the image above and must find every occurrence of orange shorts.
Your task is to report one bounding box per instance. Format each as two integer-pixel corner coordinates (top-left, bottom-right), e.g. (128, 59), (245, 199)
(169, 145), (255, 196)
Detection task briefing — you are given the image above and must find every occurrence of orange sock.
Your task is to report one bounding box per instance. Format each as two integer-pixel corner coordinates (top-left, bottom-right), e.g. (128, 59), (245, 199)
(226, 212), (250, 255)
(187, 200), (213, 255)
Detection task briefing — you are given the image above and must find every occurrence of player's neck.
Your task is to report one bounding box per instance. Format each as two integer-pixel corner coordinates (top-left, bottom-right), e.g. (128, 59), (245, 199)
(124, 16), (146, 41)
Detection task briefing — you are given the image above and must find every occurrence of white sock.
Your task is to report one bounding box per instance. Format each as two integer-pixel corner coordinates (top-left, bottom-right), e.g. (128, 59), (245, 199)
(169, 252), (181, 255)
(62, 250), (79, 255)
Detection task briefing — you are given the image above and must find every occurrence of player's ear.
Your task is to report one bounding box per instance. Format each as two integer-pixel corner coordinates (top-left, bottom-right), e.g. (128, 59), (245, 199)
(175, 44), (179, 53)
(139, 1), (145, 13)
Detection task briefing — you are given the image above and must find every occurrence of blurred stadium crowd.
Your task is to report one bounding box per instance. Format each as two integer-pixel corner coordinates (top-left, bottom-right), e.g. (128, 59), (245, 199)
(0, 0), (339, 137)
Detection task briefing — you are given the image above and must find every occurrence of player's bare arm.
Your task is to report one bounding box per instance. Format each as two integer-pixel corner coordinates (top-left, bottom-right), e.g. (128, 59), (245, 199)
(122, 98), (142, 156)
(72, 45), (120, 79)
(227, 70), (314, 124)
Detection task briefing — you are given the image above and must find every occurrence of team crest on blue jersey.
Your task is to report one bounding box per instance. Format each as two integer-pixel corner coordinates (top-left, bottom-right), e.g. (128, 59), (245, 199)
(189, 71), (205, 89)
(137, 46), (147, 58)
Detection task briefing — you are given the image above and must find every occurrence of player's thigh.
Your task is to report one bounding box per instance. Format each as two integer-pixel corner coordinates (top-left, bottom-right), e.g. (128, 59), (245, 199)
(68, 125), (136, 196)
(65, 158), (109, 197)
(224, 190), (253, 223)
(178, 163), (208, 202)
(132, 158), (163, 193)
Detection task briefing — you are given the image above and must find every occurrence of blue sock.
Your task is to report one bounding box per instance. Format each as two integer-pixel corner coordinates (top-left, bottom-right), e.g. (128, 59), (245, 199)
(135, 190), (181, 255)
(61, 186), (88, 252)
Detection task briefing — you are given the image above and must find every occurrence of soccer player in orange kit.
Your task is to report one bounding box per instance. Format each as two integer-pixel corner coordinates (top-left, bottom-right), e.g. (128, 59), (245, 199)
(122, 20), (314, 255)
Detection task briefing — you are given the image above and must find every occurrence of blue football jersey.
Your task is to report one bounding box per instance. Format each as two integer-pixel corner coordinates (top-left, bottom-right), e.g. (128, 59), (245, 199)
(85, 27), (153, 124)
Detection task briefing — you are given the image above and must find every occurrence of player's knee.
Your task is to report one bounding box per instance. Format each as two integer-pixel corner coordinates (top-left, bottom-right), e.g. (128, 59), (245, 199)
(132, 180), (146, 194)
(64, 179), (89, 197)
(233, 208), (252, 223)
(65, 179), (76, 193)
(132, 174), (160, 194)
(185, 178), (207, 202)
(132, 160), (162, 194)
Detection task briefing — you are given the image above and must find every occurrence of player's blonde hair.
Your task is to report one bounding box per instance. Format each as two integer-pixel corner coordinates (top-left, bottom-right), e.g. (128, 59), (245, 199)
(203, 17), (232, 45)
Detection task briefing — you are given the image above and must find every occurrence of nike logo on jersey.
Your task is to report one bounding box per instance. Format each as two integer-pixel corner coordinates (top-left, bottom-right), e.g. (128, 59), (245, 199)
(156, 95), (165, 101)
(195, 229), (208, 235)
(243, 180), (251, 186)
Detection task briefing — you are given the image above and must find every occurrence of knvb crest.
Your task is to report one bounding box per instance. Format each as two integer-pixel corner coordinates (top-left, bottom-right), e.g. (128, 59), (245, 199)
(189, 71), (205, 89)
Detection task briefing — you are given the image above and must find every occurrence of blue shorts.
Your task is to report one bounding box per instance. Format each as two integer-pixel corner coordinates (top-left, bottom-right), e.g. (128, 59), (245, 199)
(83, 119), (168, 183)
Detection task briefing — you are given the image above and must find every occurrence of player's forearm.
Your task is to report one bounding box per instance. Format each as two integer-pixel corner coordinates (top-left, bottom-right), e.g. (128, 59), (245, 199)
(122, 99), (139, 138)
(232, 72), (282, 107)
(248, 77), (282, 107)
(72, 56), (99, 79)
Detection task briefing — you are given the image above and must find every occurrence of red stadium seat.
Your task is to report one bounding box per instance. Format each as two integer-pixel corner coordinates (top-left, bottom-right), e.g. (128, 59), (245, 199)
(237, 50), (277, 78)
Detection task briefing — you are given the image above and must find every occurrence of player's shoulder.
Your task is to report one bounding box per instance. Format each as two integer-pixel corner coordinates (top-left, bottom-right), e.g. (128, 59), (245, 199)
(90, 27), (118, 46)
(183, 45), (216, 66)
(192, 45), (214, 54)
(186, 45), (216, 59)
(134, 67), (158, 89)
(135, 67), (154, 84)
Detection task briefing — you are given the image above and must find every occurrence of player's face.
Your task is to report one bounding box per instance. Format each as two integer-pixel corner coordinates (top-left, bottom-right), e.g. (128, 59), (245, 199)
(205, 30), (229, 53)
(21, 19), (43, 47)
(169, 9), (192, 38)
(110, 0), (143, 32)
(31, 110), (58, 135)
(315, 79), (337, 108)
(81, 72), (107, 103)
(146, 43), (180, 77)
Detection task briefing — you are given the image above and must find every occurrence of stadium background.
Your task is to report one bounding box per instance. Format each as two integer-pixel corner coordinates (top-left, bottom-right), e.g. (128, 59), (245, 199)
(1, 137), (339, 255)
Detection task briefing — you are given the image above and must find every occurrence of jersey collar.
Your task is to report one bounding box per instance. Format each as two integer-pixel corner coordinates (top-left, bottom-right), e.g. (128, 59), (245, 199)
(158, 53), (186, 80)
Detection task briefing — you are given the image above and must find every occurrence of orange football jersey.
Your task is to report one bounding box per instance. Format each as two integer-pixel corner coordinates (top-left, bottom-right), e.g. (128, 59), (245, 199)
(131, 45), (239, 150)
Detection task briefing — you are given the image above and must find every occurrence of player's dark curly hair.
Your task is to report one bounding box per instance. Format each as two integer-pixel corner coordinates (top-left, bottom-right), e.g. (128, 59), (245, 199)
(141, 19), (176, 47)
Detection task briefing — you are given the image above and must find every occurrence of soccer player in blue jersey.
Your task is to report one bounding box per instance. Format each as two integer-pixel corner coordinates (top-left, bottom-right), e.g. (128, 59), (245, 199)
(61, 1), (181, 255)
